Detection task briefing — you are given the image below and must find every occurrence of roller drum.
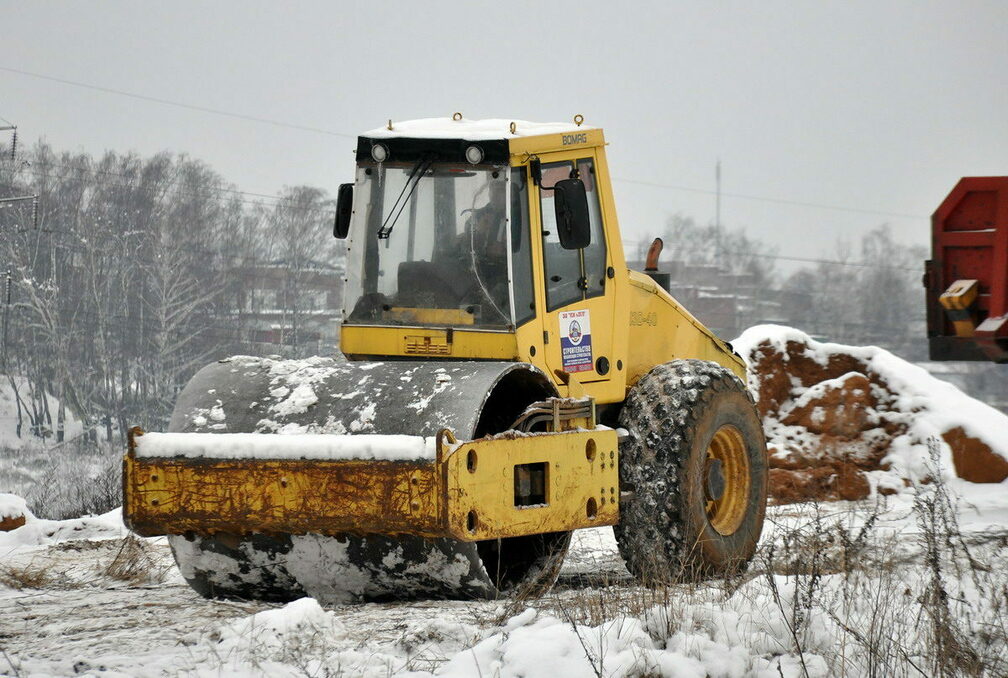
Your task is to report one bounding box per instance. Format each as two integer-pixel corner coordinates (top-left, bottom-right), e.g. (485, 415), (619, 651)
(167, 355), (567, 602)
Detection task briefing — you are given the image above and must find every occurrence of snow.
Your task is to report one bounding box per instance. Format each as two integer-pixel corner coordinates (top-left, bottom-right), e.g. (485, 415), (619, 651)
(3, 329), (1008, 676)
(733, 324), (1008, 470)
(0, 505), (125, 550)
(1, 476), (1007, 676)
(0, 492), (28, 520)
(0, 375), (84, 449)
(134, 431), (438, 461)
(363, 117), (594, 141)
(218, 596), (337, 647)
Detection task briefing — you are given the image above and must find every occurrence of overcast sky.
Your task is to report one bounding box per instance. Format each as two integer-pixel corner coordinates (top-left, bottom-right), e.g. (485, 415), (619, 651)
(3, 1), (1006, 270)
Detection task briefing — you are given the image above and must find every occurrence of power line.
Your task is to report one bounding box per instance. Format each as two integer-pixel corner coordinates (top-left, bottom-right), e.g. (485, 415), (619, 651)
(0, 220), (344, 267)
(622, 238), (920, 272)
(3, 65), (928, 223)
(611, 176), (926, 220)
(0, 66), (356, 139)
(734, 250), (919, 272)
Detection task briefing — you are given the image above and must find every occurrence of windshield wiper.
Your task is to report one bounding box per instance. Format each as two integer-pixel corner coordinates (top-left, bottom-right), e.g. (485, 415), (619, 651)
(377, 158), (432, 240)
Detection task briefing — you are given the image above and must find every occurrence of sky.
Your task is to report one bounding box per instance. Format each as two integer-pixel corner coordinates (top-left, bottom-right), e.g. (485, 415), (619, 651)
(2, 1), (1007, 273)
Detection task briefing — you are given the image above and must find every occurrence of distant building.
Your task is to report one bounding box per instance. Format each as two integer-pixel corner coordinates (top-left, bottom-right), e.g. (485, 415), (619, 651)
(228, 259), (343, 357)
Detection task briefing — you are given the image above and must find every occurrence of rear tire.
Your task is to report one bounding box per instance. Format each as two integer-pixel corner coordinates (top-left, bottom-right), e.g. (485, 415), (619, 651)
(614, 359), (767, 582)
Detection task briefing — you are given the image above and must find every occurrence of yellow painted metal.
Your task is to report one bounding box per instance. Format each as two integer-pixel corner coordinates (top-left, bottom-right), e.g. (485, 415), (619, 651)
(123, 427), (618, 542)
(704, 424), (750, 536)
(507, 128), (607, 160)
(441, 427), (619, 540)
(340, 324), (519, 360)
(624, 270), (746, 382)
(386, 307), (475, 326)
(939, 279), (979, 337)
(939, 279), (979, 310)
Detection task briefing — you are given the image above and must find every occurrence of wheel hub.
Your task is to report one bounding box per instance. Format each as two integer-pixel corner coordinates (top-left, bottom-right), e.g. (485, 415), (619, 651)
(704, 424), (751, 536)
(704, 457), (726, 502)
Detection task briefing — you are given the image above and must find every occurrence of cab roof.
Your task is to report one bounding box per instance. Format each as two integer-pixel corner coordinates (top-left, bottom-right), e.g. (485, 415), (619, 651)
(357, 117), (601, 165)
(363, 117), (595, 141)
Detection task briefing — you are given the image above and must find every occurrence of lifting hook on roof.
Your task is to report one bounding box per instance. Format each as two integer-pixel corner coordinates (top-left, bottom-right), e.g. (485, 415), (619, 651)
(386, 119), (393, 131)
(574, 114), (584, 127)
(452, 112), (463, 121)
(510, 121), (517, 135)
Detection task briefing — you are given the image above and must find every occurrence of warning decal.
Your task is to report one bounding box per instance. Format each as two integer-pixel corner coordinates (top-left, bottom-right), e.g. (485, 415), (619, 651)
(559, 309), (593, 373)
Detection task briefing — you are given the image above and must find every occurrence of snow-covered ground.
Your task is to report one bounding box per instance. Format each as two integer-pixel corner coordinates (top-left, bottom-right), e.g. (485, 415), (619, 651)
(2, 477), (1006, 678)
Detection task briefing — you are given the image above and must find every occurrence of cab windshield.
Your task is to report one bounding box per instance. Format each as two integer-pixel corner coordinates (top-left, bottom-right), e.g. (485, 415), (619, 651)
(343, 162), (533, 330)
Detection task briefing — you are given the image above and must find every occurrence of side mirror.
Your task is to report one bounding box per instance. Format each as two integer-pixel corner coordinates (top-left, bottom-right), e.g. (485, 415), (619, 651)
(553, 178), (591, 250)
(333, 183), (353, 238)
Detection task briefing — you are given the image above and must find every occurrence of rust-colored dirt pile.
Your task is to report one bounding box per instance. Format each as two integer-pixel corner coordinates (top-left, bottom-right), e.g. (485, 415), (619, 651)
(733, 326), (1008, 504)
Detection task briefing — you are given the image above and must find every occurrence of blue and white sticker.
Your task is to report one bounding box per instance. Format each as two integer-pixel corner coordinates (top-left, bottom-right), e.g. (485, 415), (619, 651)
(559, 309), (593, 373)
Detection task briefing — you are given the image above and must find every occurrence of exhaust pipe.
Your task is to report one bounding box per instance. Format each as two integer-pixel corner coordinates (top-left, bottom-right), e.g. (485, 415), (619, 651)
(644, 237), (671, 292)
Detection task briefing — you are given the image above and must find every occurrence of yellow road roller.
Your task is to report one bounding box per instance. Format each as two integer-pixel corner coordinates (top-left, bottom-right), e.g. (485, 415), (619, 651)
(123, 117), (768, 603)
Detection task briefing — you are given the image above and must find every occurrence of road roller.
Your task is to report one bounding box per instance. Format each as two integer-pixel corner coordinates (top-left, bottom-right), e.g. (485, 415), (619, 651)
(123, 117), (768, 603)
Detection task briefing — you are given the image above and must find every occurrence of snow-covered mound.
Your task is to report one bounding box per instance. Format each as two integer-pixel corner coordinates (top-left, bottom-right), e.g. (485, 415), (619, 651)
(0, 492), (29, 531)
(0, 494), (124, 547)
(733, 325), (1008, 503)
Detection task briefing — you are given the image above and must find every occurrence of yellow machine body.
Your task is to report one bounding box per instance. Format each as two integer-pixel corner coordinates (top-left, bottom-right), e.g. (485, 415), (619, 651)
(340, 126), (744, 403)
(124, 122), (743, 546)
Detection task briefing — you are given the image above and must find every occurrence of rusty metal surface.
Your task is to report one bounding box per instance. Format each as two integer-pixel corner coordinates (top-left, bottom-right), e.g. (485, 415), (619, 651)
(126, 426), (618, 545)
(126, 455), (443, 538)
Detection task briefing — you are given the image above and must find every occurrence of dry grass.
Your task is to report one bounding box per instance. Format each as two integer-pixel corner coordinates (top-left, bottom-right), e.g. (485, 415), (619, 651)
(752, 438), (1007, 677)
(0, 561), (55, 590)
(103, 535), (173, 585)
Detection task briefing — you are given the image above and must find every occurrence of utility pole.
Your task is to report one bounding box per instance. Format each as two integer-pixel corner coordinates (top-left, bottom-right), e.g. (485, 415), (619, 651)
(0, 123), (15, 160)
(0, 194), (39, 228)
(715, 159), (722, 261)
(715, 159), (721, 232)
(1, 269), (11, 370)
(0, 114), (16, 162)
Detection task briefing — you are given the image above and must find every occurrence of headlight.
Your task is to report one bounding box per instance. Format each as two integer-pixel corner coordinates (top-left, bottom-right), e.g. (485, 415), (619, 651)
(371, 143), (389, 163)
(465, 145), (484, 165)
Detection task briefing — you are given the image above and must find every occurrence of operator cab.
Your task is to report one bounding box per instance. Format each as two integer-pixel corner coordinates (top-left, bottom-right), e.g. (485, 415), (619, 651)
(342, 144), (529, 331)
(337, 119), (593, 335)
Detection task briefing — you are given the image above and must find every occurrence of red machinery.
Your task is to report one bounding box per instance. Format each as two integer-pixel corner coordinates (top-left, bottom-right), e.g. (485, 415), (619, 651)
(925, 177), (1008, 362)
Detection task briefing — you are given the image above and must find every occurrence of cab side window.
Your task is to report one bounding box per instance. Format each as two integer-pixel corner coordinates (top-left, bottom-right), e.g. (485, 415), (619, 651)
(540, 162), (583, 311)
(540, 158), (608, 311)
(510, 166), (535, 326)
(578, 158), (607, 299)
